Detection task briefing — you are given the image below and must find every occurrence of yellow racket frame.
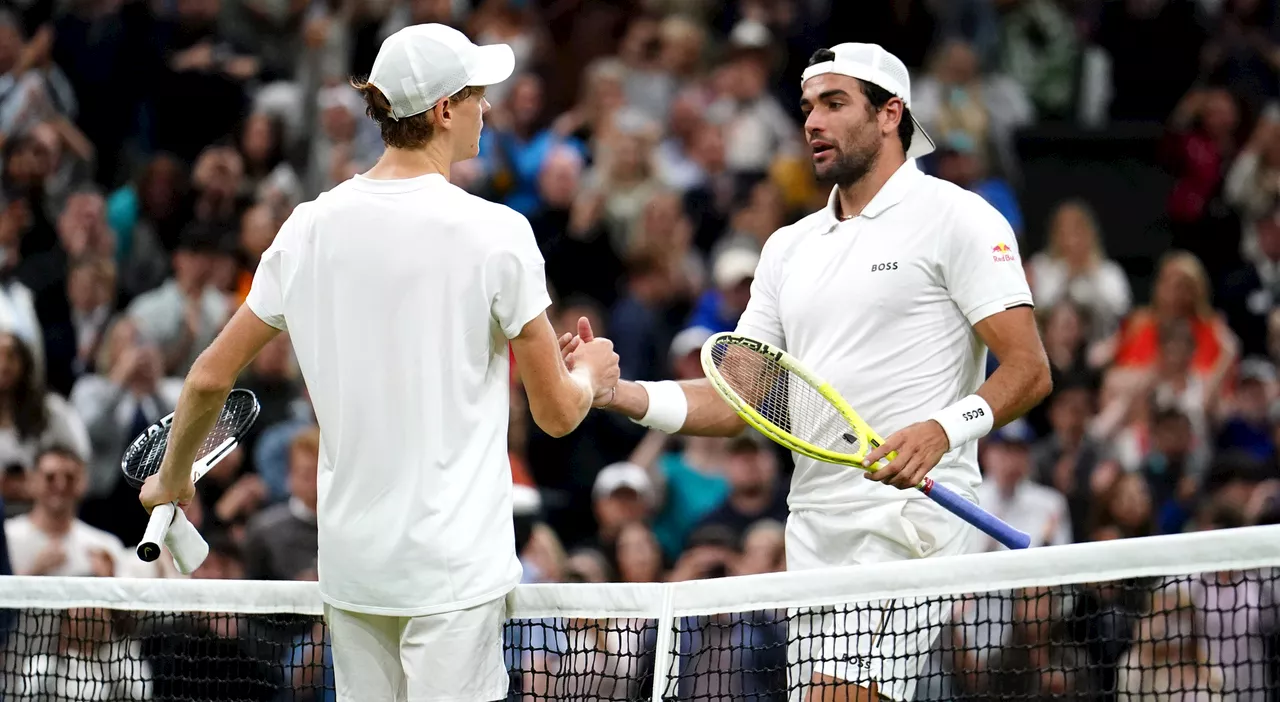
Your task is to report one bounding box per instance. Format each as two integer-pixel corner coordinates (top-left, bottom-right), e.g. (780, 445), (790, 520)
(700, 332), (899, 470)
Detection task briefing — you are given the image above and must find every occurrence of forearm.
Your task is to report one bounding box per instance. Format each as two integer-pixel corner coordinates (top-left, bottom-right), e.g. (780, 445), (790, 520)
(975, 352), (1053, 428)
(607, 379), (745, 437)
(155, 378), (232, 489)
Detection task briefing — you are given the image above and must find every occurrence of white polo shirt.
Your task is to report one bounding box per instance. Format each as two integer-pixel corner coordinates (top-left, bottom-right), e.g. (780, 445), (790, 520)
(246, 172), (550, 616)
(735, 161), (1033, 510)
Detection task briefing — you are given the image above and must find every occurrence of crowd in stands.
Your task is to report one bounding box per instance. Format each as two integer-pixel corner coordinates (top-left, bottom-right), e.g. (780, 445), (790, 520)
(0, 0), (1274, 698)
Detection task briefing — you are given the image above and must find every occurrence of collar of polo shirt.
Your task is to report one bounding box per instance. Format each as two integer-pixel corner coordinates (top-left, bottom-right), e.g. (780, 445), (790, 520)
(824, 160), (923, 225)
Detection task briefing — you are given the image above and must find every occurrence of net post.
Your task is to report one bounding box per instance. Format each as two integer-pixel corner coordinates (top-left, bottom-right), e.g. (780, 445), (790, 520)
(650, 583), (677, 702)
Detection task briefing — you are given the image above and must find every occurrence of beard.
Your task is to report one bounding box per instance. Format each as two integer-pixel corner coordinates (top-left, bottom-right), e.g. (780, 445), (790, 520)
(812, 126), (883, 187)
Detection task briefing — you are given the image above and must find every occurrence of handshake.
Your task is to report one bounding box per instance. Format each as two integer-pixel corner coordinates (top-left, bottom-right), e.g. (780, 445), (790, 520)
(557, 317), (621, 409)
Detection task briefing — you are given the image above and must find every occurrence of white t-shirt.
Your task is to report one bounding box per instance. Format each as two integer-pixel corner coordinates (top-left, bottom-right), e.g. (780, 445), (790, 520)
(246, 172), (550, 616)
(4, 515), (128, 576)
(735, 161), (1033, 510)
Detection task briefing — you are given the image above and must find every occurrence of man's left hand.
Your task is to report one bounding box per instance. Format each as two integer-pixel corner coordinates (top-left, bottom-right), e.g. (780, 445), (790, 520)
(861, 420), (951, 489)
(140, 473), (195, 513)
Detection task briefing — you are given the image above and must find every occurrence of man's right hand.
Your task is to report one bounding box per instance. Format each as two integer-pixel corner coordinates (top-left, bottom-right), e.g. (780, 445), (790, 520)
(564, 317), (619, 407)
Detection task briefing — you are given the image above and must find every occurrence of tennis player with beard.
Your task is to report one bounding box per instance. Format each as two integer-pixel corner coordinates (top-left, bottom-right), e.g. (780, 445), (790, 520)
(566, 43), (1051, 701)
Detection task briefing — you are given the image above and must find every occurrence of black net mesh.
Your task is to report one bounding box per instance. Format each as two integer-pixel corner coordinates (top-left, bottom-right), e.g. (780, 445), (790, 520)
(1, 570), (1277, 701)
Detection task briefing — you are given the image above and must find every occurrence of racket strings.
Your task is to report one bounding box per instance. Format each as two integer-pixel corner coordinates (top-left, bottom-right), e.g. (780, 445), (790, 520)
(121, 390), (260, 488)
(709, 341), (863, 455)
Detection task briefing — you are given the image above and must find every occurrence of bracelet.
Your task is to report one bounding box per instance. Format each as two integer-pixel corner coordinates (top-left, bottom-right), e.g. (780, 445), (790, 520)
(600, 386), (617, 408)
(927, 394), (994, 450)
(631, 380), (687, 434)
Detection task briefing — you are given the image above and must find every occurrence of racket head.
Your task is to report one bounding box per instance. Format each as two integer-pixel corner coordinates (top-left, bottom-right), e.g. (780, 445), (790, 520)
(700, 332), (889, 468)
(120, 389), (261, 490)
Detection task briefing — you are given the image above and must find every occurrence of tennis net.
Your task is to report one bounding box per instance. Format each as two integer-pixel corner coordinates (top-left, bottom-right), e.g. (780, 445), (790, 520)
(0, 524), (1277, 701)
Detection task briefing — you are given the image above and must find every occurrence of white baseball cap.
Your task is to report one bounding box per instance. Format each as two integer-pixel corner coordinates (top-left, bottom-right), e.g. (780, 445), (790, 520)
(800, 42), (935, 159)
(713, 248), (760, 289)
(592, 462), (655, 506)
(368, 23), (515, 120)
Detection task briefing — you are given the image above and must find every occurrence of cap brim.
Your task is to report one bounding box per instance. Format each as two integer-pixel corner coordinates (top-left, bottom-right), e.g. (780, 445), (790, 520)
(906, 113), (935, 159)
(467, 43), (516, 87)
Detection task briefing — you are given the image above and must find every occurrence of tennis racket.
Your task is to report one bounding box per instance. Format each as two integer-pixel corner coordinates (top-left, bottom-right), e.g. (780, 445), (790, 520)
(121, 389), (261, 562)
(701, 332), (1031, 550)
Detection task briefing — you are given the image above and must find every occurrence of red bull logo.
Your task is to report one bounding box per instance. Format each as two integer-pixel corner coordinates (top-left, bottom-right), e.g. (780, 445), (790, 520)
(991, 242), (1016, 262)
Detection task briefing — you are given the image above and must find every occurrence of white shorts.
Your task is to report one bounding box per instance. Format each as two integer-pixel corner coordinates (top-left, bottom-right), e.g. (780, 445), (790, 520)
(785, 498), (978, 701)
(325, 597), (508, 702)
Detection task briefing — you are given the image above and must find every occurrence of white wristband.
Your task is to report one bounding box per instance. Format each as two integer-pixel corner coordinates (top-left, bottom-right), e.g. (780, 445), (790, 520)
(632, 380), (688, 434)
(928, 394), (994, 450)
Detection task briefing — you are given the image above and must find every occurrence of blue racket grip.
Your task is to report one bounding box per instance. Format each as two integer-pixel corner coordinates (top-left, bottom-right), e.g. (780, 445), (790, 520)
(920, 478), (1031, 550)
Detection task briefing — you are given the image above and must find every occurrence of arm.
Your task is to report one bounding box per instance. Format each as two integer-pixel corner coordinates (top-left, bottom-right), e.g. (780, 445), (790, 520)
(971, 306), (1054, 427)
(141, 305), (281, 509)
(509, 313), (598, 438)
(600, 379), (745, 437)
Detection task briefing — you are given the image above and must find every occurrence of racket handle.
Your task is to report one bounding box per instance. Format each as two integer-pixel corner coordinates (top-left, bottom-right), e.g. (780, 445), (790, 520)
(138, 502), (176, 563)
(920, 479), (1032, 550)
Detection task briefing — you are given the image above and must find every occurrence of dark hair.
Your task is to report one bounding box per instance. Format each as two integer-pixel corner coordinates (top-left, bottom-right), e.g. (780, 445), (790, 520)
(806, 49), (914, 154)
(33, 445), (83, 470)
(0, 332), (47, 440)
(350, 79), (480, 149)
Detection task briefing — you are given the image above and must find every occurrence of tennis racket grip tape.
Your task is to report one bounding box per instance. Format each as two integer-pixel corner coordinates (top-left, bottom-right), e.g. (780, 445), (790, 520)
(138, 503), (177, 562)
(921, 478), (1032, 550)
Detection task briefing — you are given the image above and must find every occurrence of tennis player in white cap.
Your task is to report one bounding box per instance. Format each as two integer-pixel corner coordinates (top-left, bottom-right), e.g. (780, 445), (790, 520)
(571, 43), (1052, 701)
(141, 24), (619, 701)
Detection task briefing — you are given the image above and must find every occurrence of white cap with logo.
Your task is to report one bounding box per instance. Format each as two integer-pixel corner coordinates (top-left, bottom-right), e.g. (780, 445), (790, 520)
(368, 23), (516, 120)
(800, 42), (935, 159)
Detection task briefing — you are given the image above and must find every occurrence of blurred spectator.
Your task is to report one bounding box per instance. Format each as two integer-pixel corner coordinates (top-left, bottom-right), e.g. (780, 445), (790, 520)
(125, 221), (231, 376)
(0, 331), (89, 505)
(609, 253), (680, 382)
(1031, 374), (1117, 542)
(1099, 251), (1236, 376)
(539, 148), (625, 307)
(732, 518), (785, 576)
(627, 420), (730, 563)
(152, 0), (261, 161)
(694, 433), (787, 542)
(1216, 358), (1277, 460)
(41, 254), (115, 396)
(236, 111), (302, 209)
(913, 38), (1033, 180)
(584, 109), (664, 254)
(587, 461), (655, 553)
(978, 419), (1072, 549)
(933, 133), (1024, 236)
(1223, 101), (1280, 263)
(196, 445), (265, 541)
(687, 248), (756, 333)
(71, 317), (180, 544)
(1219, 204), (1280, 356)
(479, 73), (584, 216)
(613, 521), (664, 583)
(706, 36), (802, 180)
(1086, 471), (1157, 540)
(107, 155), (191, 300)
(1027, 200), (1133, 340)
(241, 426), (319, 581)
(4, 446), (124, 576)
(1163, 87), (1242, 278)
(995, 0), (1080, 121)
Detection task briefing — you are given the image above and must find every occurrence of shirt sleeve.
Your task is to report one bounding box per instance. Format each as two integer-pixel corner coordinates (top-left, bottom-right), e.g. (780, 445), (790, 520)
(246, 207), (306, 331)
(941, 194), (1035, 327)
(733, 236), (787, 350)
(486, 212), (552, 340)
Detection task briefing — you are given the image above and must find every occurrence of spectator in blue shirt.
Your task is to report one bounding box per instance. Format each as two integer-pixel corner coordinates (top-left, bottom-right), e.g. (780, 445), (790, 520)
(933, 132), (1024, 237)
(478, 73), (586, 217)
(687, 248), (758, 333)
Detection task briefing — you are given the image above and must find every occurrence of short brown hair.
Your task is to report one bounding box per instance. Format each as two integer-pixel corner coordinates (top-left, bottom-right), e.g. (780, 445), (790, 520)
(349, 79), (480, 149)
